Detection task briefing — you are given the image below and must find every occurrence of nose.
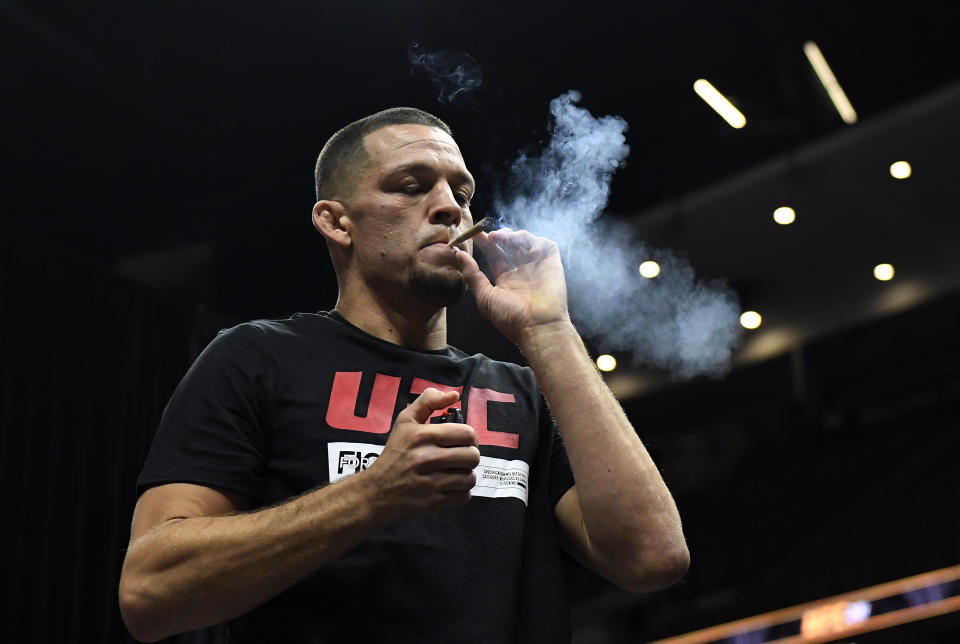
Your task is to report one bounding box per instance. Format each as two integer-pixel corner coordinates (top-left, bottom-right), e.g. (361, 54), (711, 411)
(427, 182), (463, 228)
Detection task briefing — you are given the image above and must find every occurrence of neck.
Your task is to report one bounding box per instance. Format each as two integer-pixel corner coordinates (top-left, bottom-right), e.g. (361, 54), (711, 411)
(334, 287), (448, 351)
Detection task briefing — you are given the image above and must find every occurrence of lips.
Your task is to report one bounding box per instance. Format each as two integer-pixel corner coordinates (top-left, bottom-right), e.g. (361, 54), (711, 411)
(421, 236), (463, 252)
(424, 242), (459, 253)
(420, 229), (468, 252)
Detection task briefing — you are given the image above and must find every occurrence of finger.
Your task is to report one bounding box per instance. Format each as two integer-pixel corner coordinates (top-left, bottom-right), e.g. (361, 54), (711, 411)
(490, 228), (551, 251)
(444, 445), (482, 470)
(417, 445), (481, 473)
(492, 229), (552, 266)
(484, 227), (533, 249)
(473, 232), (514, 278)
(442, 467), (477, 476)
(429, 424), (479, 448)
(403, 388), (461, 424)
(432, 470), (478, 492)
(457, 245), (498, 298)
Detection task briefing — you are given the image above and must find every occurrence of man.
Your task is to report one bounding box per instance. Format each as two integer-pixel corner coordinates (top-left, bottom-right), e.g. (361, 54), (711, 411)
(119, 108), (688, 643)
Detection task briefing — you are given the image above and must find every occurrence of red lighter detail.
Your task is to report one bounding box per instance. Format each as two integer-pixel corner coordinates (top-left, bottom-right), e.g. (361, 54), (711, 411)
(410, 378), (464, 421)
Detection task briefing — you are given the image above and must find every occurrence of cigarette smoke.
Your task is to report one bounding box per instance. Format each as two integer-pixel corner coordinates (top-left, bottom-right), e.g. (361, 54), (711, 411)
(407, 42), (482, 105)
(495, 91), (742, 379)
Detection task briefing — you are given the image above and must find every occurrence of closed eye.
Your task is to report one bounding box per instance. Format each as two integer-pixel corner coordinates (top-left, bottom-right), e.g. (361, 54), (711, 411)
(398, 183), (423, 195)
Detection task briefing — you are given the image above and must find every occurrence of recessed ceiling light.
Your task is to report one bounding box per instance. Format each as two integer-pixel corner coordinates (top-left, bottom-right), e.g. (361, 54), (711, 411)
(638, 260), (661, 278)
(890, 161), (912, 179)
(596, 354), (617, 372)
(773, 206), (796, 225)
(740, 311), (762, 329)
(874, 263), (895, 281)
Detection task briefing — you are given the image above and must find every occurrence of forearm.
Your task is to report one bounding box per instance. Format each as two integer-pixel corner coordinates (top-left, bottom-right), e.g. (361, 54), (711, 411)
(119, 471), (386, 641)
(519, 321), (688, 577)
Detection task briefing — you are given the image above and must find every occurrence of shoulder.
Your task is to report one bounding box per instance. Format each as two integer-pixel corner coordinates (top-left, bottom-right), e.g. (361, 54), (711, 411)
(447, 344), (523, 369)
(209, 312), (339, 351)
(190, 312), (341, 377)
(448, 347), (541, 392)
(223, 311), (333, 339)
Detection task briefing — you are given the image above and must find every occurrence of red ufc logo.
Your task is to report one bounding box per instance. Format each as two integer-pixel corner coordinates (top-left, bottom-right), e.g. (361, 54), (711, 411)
(325, 372), (519, 449)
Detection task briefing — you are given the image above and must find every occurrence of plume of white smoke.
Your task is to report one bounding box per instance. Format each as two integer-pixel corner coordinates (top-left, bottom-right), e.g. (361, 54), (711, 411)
(495, 91), (742, 379)
(407, 42), (482, 105)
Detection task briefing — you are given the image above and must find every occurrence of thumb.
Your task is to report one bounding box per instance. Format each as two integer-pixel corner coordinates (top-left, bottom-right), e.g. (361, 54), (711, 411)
(405, 387), (461, 424)
(457, 247), (494, 296)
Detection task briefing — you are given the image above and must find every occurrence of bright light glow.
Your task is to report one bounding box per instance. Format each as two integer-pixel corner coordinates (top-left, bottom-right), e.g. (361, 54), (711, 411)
(740, 311), (762, 330)
(803, 41), (858, 124)
(802, 601), (850, 636)
(800, 599), (872, 636)
(596, 354), (617, 372)
(773, 206), (796, 225)
(693, 79), (747, 129)
(845, 600), (873, 625)
(874, 263), (895, 281)
(890, 161), (912, 179)
(639, 260), (661, 278)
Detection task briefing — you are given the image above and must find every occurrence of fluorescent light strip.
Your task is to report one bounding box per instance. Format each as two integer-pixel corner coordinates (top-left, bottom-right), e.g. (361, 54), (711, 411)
(803, 41), (858, 124)
(693, 79), (746, 129)
(649, 563), (960, 644)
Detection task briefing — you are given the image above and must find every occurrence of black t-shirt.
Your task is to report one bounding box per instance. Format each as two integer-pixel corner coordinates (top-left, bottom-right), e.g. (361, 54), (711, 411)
(138, 311), (576, 643)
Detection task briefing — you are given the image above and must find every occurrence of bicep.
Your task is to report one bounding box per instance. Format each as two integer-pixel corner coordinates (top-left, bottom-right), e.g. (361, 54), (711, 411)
(129, 483), (253, 543)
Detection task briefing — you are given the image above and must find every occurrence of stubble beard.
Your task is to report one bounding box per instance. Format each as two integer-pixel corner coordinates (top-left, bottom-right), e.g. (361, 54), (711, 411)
(408, 258), (467, 308)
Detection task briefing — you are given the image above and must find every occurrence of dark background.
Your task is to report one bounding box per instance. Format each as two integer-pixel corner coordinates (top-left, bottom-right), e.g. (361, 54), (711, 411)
(3, 1), (959, 642)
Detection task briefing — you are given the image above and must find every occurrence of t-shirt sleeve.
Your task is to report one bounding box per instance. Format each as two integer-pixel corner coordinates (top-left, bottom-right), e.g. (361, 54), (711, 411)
(136, 323), (272, 500)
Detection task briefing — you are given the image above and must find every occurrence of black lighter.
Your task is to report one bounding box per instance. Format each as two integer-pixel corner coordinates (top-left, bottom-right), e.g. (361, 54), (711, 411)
(430, 408), (464, 424)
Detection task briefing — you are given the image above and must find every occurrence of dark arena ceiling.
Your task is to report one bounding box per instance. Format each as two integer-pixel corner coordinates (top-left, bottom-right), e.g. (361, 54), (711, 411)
(7, 2), (960, 372)
(5, 2), (960, 641)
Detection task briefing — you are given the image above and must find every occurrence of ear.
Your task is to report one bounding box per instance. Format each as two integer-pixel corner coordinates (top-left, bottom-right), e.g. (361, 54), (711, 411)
(312, 200), (352, 250)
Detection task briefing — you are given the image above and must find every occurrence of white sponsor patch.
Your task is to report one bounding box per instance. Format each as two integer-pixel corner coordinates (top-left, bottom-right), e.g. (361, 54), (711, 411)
(328, 442), (384, 481)
(328, 442), (530, 505)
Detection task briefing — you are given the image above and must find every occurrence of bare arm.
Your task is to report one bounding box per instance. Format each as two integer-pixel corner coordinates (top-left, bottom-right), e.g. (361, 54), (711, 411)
(120, 476), (383, 642)
(461, 230), (689, 591)
(523, 321), (689, 591)
(119, 388), (479, 642)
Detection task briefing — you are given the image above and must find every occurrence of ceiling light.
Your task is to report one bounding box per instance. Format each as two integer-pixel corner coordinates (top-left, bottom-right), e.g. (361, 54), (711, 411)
(773, 206), (796, 225)
(740, 311), (762, 330)
(890, 161), (911, 179)
(596, 354), (617, 372)
(803, 41), (857, 124)
(874, 263), (895, 281)
(638, 260), (661, 278)
(693, 79), (747, 129)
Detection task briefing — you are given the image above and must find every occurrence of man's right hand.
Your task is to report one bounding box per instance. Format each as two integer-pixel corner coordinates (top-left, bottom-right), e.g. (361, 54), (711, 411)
(365, 388), (480, 521)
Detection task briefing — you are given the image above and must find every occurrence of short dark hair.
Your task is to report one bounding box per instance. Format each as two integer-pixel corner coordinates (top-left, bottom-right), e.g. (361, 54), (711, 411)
(314, 107), (452, 201)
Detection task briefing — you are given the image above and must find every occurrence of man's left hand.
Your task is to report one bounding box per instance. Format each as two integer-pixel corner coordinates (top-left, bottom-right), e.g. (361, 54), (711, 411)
(458, 228), (570, 344)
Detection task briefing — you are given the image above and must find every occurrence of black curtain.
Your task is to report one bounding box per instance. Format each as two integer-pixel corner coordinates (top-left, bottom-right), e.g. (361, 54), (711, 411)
(1, 227), (228, 644)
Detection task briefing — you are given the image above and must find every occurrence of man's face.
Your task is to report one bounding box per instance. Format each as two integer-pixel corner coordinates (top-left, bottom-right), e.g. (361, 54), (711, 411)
(343, 124), (476, 307)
